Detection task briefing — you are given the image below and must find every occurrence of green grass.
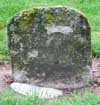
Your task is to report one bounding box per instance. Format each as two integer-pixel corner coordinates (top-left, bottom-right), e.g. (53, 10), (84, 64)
(0, 0), (100, 61)
(0, 90), (100, 105)
(0, 28), (9, 62)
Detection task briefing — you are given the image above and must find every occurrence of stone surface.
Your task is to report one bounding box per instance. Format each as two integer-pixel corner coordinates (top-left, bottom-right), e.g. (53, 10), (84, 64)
(10, 82), (63, 99)
(8, 6), (91, 89)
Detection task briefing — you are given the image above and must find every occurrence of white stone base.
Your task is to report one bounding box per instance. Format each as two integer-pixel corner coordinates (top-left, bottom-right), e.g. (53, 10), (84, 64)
(10, 82), (63, 99)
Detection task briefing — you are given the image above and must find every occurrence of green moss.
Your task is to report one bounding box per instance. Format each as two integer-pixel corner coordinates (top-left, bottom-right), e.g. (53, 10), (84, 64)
(22, 7), (36, 16)
(16, 7), (55, 32)
(16, 17), (32, 33)
(16, 7), (37, 33)
(44, 13), (54, 24)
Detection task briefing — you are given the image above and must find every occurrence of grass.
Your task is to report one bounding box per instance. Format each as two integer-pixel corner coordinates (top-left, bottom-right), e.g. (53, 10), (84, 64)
(0, 0), (100, 62)
(0, 90), (100, 105)
(0, 28), (9, 62)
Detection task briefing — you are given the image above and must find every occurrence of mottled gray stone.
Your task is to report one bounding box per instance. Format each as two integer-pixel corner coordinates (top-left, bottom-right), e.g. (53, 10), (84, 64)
(8, 6), (91, 89)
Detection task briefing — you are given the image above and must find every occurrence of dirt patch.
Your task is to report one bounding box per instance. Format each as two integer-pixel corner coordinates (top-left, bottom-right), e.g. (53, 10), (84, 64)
(0, 57), (100, 92)
(0, 64), (12, 91)
(91, 57), (100, 92)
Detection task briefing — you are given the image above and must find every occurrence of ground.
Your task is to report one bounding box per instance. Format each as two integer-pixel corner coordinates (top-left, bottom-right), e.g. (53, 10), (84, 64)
(0, 64), (12, 91)
(91, 57), (100, 92)
(0, 58), (100, 93)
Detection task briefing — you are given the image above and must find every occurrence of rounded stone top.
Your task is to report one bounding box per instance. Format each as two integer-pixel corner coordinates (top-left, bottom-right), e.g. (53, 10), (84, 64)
(8, 6), (90, 37)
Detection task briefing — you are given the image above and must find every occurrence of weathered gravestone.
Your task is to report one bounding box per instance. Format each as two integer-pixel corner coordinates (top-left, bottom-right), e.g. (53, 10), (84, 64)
(8, 6), (91, 89)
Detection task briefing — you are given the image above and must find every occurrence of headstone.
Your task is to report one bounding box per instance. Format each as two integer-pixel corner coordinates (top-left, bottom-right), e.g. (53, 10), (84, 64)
(8, 6), (91, 89)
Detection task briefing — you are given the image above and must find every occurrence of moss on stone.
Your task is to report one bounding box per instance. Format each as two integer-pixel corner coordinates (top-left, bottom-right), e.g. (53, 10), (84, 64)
(44, 13), (54, 24)
(22, 7), (36, 17)
(16, 17), (31, 33)
(16, 7), (37, 33)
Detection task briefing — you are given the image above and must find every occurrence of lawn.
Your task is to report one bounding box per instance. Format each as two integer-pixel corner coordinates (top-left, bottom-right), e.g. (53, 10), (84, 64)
(0, 90), (100, 105)
(0, 0), (100, 62)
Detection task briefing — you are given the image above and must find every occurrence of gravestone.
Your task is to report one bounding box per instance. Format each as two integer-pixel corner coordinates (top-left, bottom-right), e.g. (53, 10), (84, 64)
(8, 6), (91, 89)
